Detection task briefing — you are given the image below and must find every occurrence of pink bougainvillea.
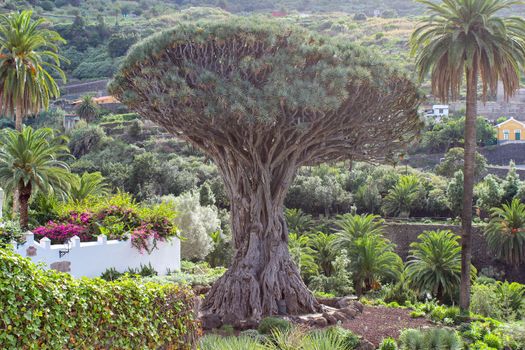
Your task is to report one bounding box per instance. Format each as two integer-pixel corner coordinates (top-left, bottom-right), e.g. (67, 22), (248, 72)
(33, 221), (93, 243)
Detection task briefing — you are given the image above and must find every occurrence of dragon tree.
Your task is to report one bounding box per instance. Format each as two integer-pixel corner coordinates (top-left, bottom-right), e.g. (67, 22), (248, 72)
(110, 20), (422, 320)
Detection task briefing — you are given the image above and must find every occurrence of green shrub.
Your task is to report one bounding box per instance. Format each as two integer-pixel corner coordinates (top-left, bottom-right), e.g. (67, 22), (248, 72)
(145, 261), (226, 287)
(257, 317), (292, 335)
(0, 219), (23, 248)
(0, 248), (199, 349)
(498, 322), (525, 350)
(308, 254), (354, 297)
(496, 281), (525, 321)
(430, 305), (461, 325)
(470, 283), (501, 319)
(382, 280), (418, 305)
(483, 333), (504, 350)
(379, 337), (398, 350)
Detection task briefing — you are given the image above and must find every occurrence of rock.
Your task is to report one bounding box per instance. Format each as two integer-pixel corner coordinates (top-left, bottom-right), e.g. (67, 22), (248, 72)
(356, 339), (375, 350)
(193, 285), (211, 295)
(353, 301), (364, 313)
(312, 317), (328, 328)
(316, 297), (341, 308)
(322, 312), (338, 325)
(332, 311), (347, 322)
(238, 318), (259, 330)
(222, 313), (239, 327)
(201, 314), (222, 330)
(335, 296), (357, 309)
(340, 306), (358, 318)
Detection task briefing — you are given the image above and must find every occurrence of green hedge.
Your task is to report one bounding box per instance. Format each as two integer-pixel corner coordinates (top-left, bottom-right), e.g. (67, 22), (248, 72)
(0, 248), (200, 349)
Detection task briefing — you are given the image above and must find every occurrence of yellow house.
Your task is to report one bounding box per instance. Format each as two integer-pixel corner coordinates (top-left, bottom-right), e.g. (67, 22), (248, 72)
(496, 117), (525, 143)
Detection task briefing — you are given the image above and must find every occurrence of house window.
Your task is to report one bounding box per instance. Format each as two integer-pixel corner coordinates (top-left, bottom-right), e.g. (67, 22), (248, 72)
(438, 108), (444, 114)
(503, 130), (510, 140)
(515, 129), (521, 141)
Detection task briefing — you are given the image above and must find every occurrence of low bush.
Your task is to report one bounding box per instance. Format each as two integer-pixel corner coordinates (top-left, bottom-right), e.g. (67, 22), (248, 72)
(0, 248), (199, 349)
(470, 281), (525, 321)
(257, 317), (292, 335)
(379, 337), (398, 350)
(145, 260), (226, 287)
(430, 305), (462, 325)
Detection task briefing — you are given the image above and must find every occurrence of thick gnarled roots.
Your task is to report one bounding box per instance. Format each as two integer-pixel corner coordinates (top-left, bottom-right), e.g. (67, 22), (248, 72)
(202, 258), (319, 320)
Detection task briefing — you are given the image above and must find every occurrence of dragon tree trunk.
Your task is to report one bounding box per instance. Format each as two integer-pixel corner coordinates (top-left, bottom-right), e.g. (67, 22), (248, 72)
(202, 157), (319, 320)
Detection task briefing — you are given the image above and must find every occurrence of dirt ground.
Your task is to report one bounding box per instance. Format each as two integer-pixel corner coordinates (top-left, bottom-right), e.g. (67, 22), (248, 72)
(342, 305), (433, 346)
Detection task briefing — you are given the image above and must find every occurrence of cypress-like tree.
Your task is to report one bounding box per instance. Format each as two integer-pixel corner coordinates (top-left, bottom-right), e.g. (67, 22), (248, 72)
(110, 20), (421, 320)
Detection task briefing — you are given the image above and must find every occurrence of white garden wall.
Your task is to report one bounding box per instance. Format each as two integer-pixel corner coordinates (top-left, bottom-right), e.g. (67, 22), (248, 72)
(14, 232), (180, 278)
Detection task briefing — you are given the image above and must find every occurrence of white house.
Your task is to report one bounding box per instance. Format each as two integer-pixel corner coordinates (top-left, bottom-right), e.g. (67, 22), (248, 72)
(424, 105), (449, 120)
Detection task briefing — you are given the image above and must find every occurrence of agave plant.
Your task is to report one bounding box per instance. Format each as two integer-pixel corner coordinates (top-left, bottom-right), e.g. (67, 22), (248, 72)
(485, 199), (525, 266)
(399, 328), (462, 350)
(405, 230), (474, 302)
(199, 334), (266, 350)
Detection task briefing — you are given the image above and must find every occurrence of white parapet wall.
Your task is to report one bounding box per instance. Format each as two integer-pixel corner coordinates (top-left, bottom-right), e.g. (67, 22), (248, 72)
(14, 232), (181, 278)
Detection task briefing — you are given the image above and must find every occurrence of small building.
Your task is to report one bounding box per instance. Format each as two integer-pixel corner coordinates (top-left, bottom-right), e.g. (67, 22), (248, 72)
(271, 11), (287, 17)
(71, 95), (119, 106)
(423, 105), (449, 119)
(496, 117), (525, 143)
(63, 115), (80, 131)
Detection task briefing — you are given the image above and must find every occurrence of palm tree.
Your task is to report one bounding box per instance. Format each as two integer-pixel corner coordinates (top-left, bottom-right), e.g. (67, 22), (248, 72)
(382, 175), (422, 217)
(69, 172), (109, 203)
(76, 95), (99, 122)
(332, 214), (402, 294)
(334, 213), (384, 240)
(411, 0), (525, 312)
(288, 233), (318, 278)
(405, 230), (474, 302)
(0, 127), (74, 228)
(0, 10), (67, 130)
(285, 208), (314, 235)
(485, 199), (525, 266)
(308, 232), (336, 276)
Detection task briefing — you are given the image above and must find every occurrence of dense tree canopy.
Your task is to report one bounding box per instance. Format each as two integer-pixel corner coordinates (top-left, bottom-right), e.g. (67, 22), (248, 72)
(110, 19), (422, 320)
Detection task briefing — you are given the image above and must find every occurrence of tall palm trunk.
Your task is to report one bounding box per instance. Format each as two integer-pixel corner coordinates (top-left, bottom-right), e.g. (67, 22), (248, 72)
(12, 106), (23, 218)
(15, 105), (23, 131)
(460, 61), (478, 312)
(18, 182), (31, 229)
